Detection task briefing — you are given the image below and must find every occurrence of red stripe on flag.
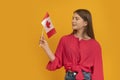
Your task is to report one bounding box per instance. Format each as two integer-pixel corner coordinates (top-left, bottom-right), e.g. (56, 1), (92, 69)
(42, 12), (49, 20)
(47, 28), (56, 38)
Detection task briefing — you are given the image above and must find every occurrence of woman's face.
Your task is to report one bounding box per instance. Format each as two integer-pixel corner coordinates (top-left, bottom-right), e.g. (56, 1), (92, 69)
(72, 13), (87, 31)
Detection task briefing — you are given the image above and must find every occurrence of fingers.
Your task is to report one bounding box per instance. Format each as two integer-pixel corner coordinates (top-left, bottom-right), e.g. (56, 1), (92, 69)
(40, 36), (45, 43)
(39, 36), (46, 47)
(39, 39), (44, 44)
(41, 36), (45, 40)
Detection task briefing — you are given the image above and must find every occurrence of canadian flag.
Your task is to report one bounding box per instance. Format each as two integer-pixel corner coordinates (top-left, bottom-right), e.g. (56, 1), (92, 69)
(41, 12), (56, 38)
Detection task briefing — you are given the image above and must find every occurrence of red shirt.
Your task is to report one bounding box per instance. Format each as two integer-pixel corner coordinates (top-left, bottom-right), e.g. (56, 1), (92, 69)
(46, 34), (104, 80)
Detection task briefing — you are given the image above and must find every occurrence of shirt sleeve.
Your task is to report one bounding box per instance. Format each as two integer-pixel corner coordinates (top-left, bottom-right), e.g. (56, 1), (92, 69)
(46, 37), (64, 71)
(92, 42), (104, 80)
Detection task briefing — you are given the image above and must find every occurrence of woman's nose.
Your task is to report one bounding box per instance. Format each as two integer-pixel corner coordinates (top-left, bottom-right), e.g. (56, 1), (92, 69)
(72, 18), (76, 23)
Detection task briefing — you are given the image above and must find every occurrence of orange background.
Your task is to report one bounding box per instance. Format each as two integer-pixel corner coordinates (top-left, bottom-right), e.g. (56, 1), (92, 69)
(0, 0), (120, 80)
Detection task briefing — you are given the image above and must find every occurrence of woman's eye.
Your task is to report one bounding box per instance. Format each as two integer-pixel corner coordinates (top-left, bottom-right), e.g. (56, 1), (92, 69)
(76, 17), (79, 20)
(72, 17), (80, 20)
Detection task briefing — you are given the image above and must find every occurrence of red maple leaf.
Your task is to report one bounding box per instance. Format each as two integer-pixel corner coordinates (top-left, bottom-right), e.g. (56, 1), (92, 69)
(46, 21), (51, 28)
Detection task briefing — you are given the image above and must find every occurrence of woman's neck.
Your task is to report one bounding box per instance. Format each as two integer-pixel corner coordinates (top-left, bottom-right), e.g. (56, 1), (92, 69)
(74, 30), (91, 40)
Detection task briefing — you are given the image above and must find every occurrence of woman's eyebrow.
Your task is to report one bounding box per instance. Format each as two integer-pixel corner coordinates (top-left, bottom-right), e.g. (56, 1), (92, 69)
(72, 16), (79, 18)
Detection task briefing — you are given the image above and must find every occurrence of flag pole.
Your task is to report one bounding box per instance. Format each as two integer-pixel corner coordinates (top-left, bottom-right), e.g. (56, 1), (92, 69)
(41, 27), (44, 40)
(39, 27), (44, 47)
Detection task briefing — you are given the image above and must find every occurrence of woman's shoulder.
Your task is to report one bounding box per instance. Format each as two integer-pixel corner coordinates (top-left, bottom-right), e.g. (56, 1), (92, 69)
(58, 34), (72, 43)
(60, 34), (72, 40)
(90, 39), (101, 48)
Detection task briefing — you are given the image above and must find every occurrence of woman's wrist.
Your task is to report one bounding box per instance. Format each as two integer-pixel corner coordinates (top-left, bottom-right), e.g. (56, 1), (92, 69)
(43, 45), (50, 51)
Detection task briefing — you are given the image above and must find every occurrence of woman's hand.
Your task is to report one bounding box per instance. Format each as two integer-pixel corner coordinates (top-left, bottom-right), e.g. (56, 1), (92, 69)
(39, 36), (49, 50)
(39, 36), (55, 61)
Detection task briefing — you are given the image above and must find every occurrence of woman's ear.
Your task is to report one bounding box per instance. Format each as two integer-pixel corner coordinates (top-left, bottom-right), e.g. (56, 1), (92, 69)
(84, 21), (88, 26)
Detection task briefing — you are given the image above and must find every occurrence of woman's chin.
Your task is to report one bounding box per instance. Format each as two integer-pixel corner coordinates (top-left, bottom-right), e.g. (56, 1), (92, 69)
(72, 27), (77, 30)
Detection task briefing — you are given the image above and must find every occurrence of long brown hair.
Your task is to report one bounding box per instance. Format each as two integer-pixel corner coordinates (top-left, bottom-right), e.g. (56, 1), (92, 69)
(72, 9), (95, 39)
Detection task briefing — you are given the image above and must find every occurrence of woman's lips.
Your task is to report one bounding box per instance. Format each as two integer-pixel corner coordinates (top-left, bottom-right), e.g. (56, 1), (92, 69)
(72, 24), (76, 26)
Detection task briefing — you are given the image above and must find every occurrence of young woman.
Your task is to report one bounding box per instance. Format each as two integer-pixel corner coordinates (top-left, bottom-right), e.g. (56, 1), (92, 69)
(39, 9), (104, 80)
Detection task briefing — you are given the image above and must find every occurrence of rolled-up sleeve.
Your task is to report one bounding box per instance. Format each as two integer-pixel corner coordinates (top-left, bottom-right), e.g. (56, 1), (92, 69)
(92, 42), (104, 80)
(46, 37), (64, 71)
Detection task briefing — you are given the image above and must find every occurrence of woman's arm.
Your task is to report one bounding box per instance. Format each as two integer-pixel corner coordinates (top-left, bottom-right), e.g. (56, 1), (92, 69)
(39, 36), (55, 62)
